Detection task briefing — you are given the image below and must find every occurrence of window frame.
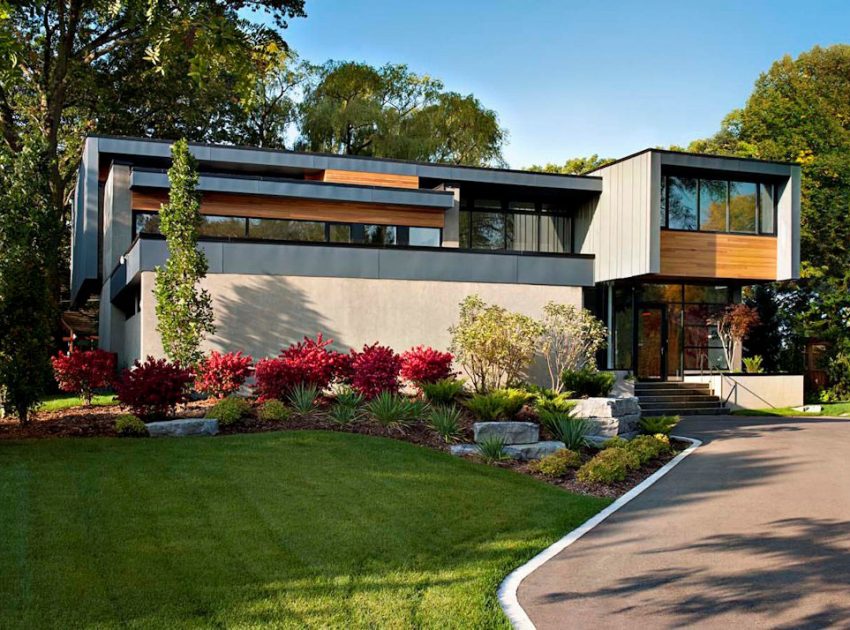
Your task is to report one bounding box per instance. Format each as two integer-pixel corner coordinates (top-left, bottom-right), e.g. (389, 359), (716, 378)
(661, 174), (778, 237)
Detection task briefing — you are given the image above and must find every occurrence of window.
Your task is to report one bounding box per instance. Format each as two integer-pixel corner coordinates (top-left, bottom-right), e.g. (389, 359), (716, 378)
(458, 197), (574, 254)
(408, 227), (441, 247)
(661, 173), (777, 235)
(328, 223), (352, 243)
(200, 215), (247, 238)
(363, 224), (396, 245)
(134, 212), (161, 236)
(667, 176), (698, 230)
(248, 218), (324, 241)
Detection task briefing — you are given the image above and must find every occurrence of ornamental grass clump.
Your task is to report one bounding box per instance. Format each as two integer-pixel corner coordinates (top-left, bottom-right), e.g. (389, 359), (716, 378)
(257, 400), (290, 422)
(206, 396), (251, 426)
(114, 414), (147, 437)
(420, 378), (466, 405)
(465, 388), (530, 421)
(639, 415), (680, 435)
(366, 392), (425, 428)
(529, 386), (577, 414)
(477, 436), (509, 464)
(576, 448), (640, 485)
(288, 383), (320, 415)
(538, 409), (592, 450)
(528, 449), (582, 477)
(428, 405), (463, 443)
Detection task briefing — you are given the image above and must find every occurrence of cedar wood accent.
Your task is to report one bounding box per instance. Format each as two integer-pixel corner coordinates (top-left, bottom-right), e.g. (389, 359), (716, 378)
(659, 230), (777, 280)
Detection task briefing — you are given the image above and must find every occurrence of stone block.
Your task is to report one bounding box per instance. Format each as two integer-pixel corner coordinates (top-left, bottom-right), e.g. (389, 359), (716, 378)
(145, 418), (219, 437)
(571, 397), (640, 419)
(504, 441), (566, 461)
(473, 421), (539, 445)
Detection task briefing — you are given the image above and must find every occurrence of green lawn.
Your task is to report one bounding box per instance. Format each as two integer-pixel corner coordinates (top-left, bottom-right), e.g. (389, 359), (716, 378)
(37, 393), (117, 412)
(731, 401), (850, 417)
(0, 431), (607, 628)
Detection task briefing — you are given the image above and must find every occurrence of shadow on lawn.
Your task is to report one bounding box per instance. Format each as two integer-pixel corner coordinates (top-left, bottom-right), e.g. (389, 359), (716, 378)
(566, 517), (850, 628)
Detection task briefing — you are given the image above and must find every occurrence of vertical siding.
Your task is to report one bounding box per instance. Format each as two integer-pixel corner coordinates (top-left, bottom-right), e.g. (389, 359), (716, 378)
(584, 152), (657, 282)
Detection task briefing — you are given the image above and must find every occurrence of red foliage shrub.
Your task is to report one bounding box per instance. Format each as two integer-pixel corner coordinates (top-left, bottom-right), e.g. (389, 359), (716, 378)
(195, 350), (253, 398)
(253, 334), (348, 401)
(349, 343), (402, 399)
(115, 357), (193, 419)
(400, 346), (454, 384)
(51, 349), (117, 404)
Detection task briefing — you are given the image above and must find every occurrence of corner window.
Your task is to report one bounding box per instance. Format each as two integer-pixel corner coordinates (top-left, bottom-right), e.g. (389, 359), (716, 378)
(667, 176), (698, 230)
(728, 181), (757, 233)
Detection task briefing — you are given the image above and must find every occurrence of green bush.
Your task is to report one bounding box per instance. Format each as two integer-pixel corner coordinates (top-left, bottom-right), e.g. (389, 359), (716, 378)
(528, 449), (582, 477)
(529, 385), (577, 414)
(420, 378), (466, 405)
(329, 403), (359, 425)
(257, 399), (290, 422)
(538, 409), (591, 450)
(626, 435), (671, 465)
(600, 436), (627, 449)
(465, 388), (530, 421)
(477, 436), (509, 463)
(207, 396), (251, 426)
(428, 405), (463, 443)
(115, 414), (147, 437)
(639, 415), (680, 435)
(561, 368), (615, 398)
(333, 388), (365, 409)
(288, 384), (319, 415)
(576, 448), (640, 485)
(366, 392), (426, 428)
(743, 355), (765, 374)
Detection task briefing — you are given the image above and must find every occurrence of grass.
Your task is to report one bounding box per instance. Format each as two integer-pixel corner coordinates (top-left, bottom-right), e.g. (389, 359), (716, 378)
(731, 402), (850, 417)
(0, 431), (608, 628)
(36, 393), (117, 412)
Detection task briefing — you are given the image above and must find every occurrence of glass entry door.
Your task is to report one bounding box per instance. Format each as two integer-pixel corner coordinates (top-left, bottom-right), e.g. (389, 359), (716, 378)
(637, 305), (667, 380)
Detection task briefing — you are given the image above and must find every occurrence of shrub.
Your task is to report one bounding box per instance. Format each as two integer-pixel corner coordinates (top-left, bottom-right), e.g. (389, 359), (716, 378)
(539, 302), (608, 392)
(420, 378), (466, 405)
(206, 396), (251, 426)
(561, 367), (615, 398)
(115, 414), (147, 437)
(288, 383), (320, 415)
(639, 415), (680, 435)
(449, 295), (543, 392)
(194, 350), (253, 398)
(365, 391), (424, 428)
(539, 410), (592, 450)
(577, 448), (640, 485)
(333, 388), (365, 409)
(600, 436), (627, 449)
(477, 436), (509, 463)
(627, 435), (671, 464)
(528, 449), (582, 477)
(530, 386), (577, 414)
(115, 357), (193, 419)
(743, 355), (765, 374)
(400, 346), (454, 384)
(349, 343), (402, 399)
(253, 334), (348, 401)
(465, 388), (530, 421)
(428, 405), (463, 443)
(51, 349), (117, 405)
(257, 399), (290, 422)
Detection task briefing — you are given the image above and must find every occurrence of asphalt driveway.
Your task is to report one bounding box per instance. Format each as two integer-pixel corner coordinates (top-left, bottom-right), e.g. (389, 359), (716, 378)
(518, 415), (850, 629)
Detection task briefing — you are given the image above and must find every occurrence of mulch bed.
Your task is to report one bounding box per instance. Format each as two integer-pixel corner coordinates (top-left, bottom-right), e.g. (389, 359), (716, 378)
(1, 399), (687, 499)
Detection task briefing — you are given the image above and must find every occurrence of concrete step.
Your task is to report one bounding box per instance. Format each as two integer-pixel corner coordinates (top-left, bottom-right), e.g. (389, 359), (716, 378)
(635, 381), (710, 390)
(638, 395), (721, 404)
(640, 400), (723, 411)
(642, 406), (730, 416)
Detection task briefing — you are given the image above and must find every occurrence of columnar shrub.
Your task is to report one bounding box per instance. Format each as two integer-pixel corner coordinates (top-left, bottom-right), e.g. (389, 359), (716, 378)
(254, 334), (348, 401)
(115, 357), (193, 419)
(194, 350), (253, 398)
(349, 343), (402, 399)
(400, 346), (454, 384)
(51, 349), (117, 405)
(449, 295), (542, 393)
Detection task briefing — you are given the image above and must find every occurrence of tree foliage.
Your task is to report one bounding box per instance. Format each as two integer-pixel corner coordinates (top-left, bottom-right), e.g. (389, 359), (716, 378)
(154, 139), (215, 366)
(297, 61), (506, 166)
(526, 154), (614, 175)
(539, 302), (608, 393)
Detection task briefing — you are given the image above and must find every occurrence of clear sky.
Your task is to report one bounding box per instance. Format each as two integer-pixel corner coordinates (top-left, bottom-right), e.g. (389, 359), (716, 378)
(279, 0), (849, 168)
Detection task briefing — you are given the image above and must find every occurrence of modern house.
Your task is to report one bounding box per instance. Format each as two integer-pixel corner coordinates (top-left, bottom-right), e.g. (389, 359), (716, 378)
(70, 136), (803, 410)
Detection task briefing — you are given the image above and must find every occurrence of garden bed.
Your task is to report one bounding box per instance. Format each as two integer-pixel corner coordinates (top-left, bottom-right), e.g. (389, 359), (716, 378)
(1, 396), (685, 499)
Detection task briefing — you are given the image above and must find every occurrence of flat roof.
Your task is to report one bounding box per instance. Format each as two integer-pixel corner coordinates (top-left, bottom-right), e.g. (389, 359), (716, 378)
(586, 147), (798, 174)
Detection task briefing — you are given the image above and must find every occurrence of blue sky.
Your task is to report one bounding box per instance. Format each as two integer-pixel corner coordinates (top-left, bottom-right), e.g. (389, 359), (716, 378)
(280, 0), (849, 168)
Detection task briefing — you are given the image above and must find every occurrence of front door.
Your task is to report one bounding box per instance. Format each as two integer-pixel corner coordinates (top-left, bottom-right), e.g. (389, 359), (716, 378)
(637, 305), (667, 380)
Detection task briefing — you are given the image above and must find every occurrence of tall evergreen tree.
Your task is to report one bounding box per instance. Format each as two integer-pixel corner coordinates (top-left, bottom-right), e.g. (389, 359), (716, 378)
(154, 139), (215, 367)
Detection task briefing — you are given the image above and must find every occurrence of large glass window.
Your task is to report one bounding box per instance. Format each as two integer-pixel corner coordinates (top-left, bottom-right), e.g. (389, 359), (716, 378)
(409, 227), (441, 247)
(667, 176), (698, 230)
(363, 224), (396, 245)
(248, 218), (324, 241)
(134, 212), (161, 235)
(661, 173), (777, 235)
(459, 197), (574, 254)
(200, 215), (247, 238)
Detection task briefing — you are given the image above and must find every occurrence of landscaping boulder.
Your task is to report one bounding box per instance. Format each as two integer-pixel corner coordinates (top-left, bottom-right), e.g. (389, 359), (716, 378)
(473, 421), (539, 445)
(504, 441), (566, 461)
(145, 418), (219, 437)
(571, 397), (641, 438)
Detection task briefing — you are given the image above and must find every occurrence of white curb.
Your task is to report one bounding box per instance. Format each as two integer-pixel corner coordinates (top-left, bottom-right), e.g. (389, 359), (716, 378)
(497, 435), (703, 629)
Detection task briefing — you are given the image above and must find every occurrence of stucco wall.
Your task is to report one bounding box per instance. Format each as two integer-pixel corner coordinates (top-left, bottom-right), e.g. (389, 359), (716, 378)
(133, 272), (584, 382)
(684, 374), (804, 410)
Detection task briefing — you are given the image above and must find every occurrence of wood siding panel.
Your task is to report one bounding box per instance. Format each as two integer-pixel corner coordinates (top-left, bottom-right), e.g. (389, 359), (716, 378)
(659, 231), (777, 280)
(132, 190), (444, 228)
(321, 169), (419, 189)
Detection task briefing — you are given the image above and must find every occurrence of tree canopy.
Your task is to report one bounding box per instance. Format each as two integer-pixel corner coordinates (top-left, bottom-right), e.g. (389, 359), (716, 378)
(526, 154), (614, 175)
